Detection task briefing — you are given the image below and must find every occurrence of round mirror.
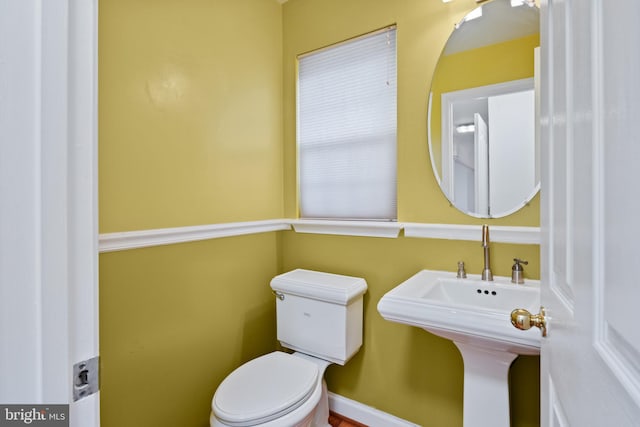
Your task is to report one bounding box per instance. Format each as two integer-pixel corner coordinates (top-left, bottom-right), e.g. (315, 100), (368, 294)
(428, 0), (540, 218)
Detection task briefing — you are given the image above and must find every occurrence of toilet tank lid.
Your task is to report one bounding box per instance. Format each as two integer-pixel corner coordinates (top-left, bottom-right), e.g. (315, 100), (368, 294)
(270, 269), (367, 305)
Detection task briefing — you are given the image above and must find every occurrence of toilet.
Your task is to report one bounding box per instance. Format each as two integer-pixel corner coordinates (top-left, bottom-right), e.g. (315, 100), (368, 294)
(210, 269), (368, 427)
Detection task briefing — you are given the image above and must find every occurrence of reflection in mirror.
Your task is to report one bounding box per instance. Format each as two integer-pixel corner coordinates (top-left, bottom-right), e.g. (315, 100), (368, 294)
(428, 0), (540, 218)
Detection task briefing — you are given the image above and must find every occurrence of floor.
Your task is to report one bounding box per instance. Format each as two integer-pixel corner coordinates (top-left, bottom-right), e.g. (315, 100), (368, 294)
(328, 411), (368, 427)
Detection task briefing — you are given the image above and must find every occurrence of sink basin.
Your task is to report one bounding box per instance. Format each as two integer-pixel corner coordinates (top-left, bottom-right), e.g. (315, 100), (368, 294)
(377, 269), (541, 355)
(377, 270), (541, 427)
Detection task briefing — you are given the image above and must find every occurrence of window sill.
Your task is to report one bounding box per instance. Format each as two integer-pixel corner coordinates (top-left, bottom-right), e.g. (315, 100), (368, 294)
(290, 219), (402, 238)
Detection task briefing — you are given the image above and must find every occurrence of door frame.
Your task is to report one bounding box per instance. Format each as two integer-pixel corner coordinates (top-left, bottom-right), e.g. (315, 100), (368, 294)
(67, 0), (100, 424)
(0, 1), (99, 425)
(439, 78), (534, 210)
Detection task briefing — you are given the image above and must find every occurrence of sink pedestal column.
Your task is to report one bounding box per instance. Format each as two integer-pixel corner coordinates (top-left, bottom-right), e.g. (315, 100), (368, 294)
(454, 342), (518, 427)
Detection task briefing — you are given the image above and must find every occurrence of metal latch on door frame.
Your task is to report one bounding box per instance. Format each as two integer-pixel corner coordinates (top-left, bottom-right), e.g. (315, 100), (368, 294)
(73, 356), (99, 401)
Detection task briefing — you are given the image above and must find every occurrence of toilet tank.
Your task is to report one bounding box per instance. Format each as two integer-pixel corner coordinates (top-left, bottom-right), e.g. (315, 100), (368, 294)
(270, 269), (367, 365)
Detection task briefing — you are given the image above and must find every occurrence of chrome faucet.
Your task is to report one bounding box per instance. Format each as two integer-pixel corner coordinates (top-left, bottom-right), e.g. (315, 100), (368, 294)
(481, 224), (493, 281)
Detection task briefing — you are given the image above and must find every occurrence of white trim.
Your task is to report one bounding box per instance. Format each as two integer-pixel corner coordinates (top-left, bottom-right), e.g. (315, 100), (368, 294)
(99, 220), (291, 253)
(403, 223), (540, 244)
(68, 0), (100, 424)
(98, 220), (541, 252)
(595, 326), (640, 408)
(548, 377), (570, 427)
(41, 0), (71, 403)
(328, 392), (420, 427)
(0, 0), (44, 402)
(290, 219), (402, 238)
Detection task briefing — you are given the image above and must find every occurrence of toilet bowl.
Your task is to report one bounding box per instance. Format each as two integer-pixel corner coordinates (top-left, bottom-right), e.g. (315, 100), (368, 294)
(210, 352), (331, 427)
(210, 269), (367, 427)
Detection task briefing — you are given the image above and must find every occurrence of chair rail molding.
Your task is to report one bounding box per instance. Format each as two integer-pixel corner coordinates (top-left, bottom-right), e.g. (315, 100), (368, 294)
(99, 220), (292, 252)
(99, 220), (539, 252)
(403, 223), (540, 244)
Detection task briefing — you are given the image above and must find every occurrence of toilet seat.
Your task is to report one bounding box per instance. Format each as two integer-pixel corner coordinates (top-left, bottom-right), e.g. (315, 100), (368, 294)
(212, 352), (319, 427)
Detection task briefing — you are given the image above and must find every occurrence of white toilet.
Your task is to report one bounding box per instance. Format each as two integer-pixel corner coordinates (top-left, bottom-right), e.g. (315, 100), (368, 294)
(210, 269), (368, 427)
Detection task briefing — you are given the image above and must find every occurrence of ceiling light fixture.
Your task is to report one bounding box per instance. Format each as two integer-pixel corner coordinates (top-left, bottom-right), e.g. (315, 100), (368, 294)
(511, 0), (535, 6)
(456, 124), (476, 134)
(464, 7), (483, 22)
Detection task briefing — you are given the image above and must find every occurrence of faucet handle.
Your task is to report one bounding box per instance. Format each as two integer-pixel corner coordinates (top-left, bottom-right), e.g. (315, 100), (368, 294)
(511, 259), (528, 284)
(457, 261), (467, 279)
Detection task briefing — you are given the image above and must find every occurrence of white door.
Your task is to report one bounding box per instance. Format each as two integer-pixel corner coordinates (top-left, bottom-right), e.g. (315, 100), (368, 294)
(488, 90), (536, 215)
(540, 0), (640, 425)
(0, 1), (99, 426)
(473, 113), (489, 216)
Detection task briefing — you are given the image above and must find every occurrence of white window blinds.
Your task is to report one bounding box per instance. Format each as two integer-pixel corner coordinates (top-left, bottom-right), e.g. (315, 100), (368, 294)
(297, 27), (397, 220)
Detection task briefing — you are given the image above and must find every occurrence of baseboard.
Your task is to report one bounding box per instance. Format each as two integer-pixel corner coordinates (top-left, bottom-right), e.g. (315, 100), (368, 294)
(328, 392), (421, 427)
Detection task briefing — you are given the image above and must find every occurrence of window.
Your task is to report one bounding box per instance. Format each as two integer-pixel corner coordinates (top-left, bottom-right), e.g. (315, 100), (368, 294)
(297, 27), (397, 220)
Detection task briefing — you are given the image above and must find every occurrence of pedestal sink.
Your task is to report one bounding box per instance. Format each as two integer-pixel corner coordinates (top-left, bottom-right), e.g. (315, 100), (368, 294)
(377, 270), (541, 427)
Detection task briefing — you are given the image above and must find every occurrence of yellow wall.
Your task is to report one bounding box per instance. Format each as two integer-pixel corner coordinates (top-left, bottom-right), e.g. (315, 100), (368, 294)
(430, 34), (540, 177)
(99, 1), (541, 427)
(281, 232), (540, 427)
(100, 234), (281, 427)
(99, 0), (284, 233)
(283, 0), (539, 226)
(99, 1), (284, 426)
(281, 1), (540, 426)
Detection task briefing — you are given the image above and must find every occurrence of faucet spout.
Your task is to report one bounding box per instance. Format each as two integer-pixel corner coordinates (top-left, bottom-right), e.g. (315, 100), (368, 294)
(481, 224), (493, 281)
(482, 224), (490, 247)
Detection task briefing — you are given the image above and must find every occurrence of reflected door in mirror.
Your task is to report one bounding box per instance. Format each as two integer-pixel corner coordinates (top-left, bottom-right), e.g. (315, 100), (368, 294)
(444, 81), (535, 217)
